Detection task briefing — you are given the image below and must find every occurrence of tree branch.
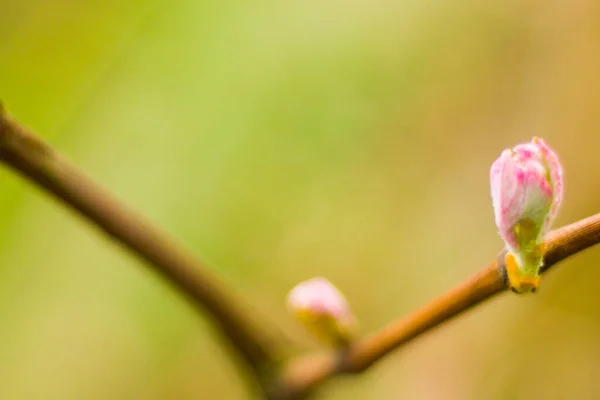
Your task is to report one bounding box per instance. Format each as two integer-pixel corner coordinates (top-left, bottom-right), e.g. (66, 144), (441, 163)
(0, 104), (280, 382)
(4, 104), (600, 399)
(274, 213), (600, 398)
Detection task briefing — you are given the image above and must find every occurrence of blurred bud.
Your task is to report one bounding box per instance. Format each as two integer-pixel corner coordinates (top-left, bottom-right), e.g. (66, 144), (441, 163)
(287, 277), (355, 346)
(490, 137), (563, 293)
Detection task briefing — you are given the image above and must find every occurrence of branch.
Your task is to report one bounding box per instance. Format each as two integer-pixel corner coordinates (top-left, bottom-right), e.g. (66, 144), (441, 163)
(274, 213), (600, 398)
(0, 105), (280, 382)
(4, 104), (600, 400)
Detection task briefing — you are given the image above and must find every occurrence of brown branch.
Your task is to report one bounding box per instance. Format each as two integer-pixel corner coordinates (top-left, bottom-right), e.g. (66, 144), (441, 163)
(0, 105), (280, 383)
(4, 104), (600, 400)
(274, 213), (600, 398)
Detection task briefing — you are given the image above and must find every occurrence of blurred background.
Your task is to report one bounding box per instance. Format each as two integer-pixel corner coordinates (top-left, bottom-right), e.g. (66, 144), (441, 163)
(1, 0), (600, 399)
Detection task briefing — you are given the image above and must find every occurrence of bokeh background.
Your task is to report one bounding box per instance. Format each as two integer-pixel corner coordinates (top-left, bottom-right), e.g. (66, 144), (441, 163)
(1, 1), (600, 399)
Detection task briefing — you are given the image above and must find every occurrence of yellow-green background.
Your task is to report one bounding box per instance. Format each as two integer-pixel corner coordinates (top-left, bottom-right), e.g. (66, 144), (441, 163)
(1, 1), (600, 399)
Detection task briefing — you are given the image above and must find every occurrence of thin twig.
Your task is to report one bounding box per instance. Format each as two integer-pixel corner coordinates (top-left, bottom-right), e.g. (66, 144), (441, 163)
(275, 213), (600, 398)
(0, 105), (280, 383)
(3, 105), (600, 400)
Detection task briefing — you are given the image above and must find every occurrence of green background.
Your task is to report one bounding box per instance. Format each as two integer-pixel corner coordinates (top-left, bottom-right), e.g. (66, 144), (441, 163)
(1, 0), (600, 398)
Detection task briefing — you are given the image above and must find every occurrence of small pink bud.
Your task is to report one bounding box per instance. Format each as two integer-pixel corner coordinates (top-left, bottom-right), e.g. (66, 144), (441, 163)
(490, 137), (563, 292)
(287, 277), (355, 345)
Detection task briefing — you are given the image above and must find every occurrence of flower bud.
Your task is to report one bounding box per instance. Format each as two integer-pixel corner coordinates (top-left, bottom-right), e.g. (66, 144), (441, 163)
(490, 137), (563, 293)
(287, 277), (355, 345)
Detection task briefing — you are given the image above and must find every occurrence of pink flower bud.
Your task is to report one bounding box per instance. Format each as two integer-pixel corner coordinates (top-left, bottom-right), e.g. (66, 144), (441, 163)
(287, 277), (355, 345)
(490, 137), (563, 292)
